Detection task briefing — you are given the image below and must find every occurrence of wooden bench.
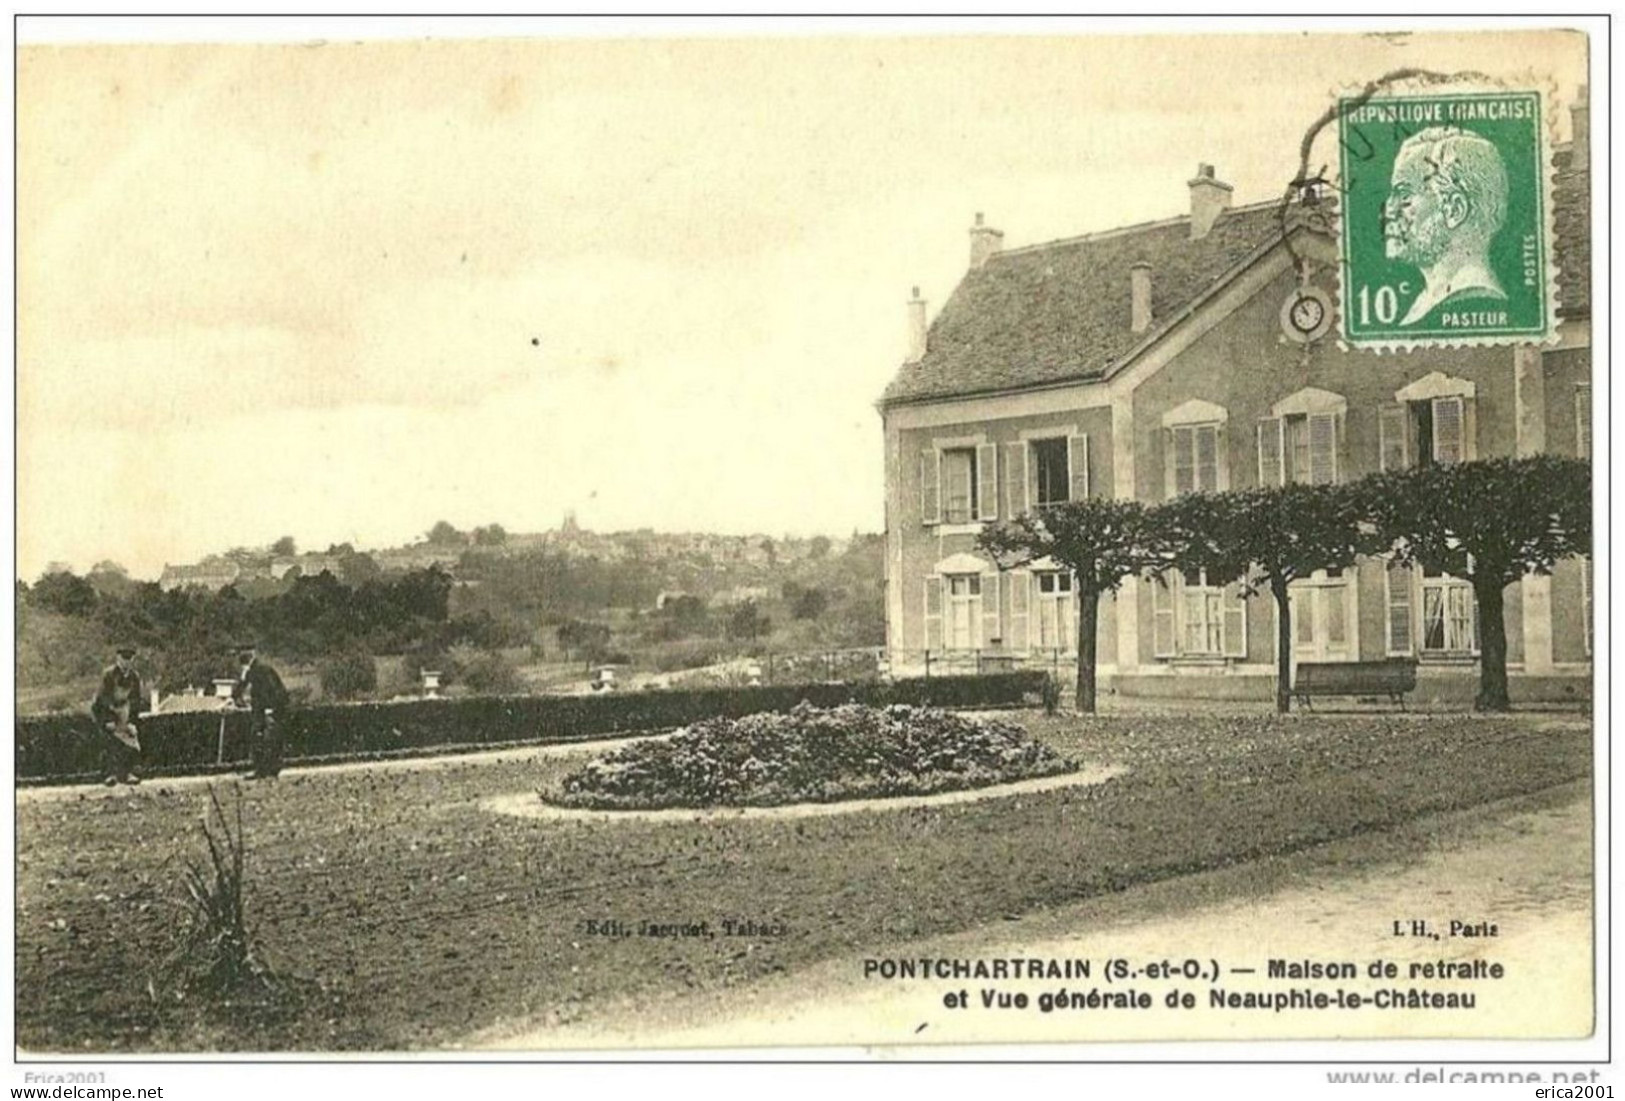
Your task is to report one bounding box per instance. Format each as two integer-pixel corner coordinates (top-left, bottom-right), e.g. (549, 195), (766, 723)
(1292, 660), (1418, 710)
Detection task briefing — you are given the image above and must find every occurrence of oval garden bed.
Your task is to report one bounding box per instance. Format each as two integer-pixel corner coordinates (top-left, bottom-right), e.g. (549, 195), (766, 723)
(542, 701), (1076, 811)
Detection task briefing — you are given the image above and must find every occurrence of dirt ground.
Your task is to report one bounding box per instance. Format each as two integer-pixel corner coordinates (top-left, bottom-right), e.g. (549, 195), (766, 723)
(487, 781), (1593, 1050)
(16, 711), (1591, 1053)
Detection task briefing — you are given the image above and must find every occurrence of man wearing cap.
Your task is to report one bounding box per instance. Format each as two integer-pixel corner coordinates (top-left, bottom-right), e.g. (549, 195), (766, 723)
(90, 645), (145, 786)
(231, 643), (291, 780)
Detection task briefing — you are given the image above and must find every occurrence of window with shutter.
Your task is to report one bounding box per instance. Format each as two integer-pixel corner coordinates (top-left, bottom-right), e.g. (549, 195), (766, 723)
(1005, 442), (1029, 518)
(924, 576), (944, 652)
(977, 444), (999, 522)
(1379, 405), (1410, 471)
(1151, 571), (1176, 658)
(920, 449), (941, 524)
(1068, 434), (1089, 501)
(1386, 560), (1414, 655)
(1257, 417), (1283, 486)
(1170, 425), (1219, 494)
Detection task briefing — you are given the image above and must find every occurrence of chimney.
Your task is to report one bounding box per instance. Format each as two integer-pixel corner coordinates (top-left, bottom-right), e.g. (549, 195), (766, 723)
(905, 286), (927, 363)
(1130, 262), (1153, 333)
(1188, 163), (1234, 240)
(969, 211), (1004, 270)
(1571, 84), (1589, 169)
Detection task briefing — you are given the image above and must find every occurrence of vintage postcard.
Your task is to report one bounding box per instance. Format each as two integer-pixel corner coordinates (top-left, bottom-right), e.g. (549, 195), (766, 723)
(11, 17), (1602, 1085)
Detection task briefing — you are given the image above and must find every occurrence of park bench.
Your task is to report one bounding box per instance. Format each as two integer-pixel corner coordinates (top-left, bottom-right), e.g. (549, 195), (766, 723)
(1292, 659), (1418, 710)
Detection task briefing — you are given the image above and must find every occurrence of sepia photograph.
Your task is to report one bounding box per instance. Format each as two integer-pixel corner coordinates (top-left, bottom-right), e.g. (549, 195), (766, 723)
(10, 14), (1606, 1087)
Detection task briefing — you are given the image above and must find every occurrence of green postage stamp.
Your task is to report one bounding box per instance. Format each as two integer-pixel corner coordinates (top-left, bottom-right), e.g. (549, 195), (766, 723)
(1338, 90), (1555, 347)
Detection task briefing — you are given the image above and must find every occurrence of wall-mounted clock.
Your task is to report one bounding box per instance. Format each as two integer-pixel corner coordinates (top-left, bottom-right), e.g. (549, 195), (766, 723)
(1280, 285), (1334, 344)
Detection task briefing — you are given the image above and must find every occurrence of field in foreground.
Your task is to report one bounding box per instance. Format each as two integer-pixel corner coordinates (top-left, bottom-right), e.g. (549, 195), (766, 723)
(16, 711), (1589, 1052)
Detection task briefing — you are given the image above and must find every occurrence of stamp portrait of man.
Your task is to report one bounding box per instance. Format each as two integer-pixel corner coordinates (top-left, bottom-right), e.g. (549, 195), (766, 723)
(1381, 125), (1511, 326)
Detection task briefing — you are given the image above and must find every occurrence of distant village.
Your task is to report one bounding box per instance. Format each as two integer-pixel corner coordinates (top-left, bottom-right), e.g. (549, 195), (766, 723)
(156, 512), (856, 597)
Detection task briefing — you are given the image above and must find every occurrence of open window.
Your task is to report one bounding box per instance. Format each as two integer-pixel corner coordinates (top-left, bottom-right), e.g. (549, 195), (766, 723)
(1382, 373), (1477, 471)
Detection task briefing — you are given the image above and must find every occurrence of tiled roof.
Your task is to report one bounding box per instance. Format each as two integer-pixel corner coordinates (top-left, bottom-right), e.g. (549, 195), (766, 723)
(881, 202), (1288, 405)
(882, 155), (1590, 406)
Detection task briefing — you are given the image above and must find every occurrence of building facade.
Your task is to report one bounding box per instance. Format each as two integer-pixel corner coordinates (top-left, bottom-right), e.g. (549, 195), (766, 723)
(878, 132), (1589, 704)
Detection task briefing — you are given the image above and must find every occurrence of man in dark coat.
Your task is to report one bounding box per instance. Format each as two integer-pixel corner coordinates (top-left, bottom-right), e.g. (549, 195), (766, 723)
(231, 643), (291, 779)
(90, 645), (144, 786)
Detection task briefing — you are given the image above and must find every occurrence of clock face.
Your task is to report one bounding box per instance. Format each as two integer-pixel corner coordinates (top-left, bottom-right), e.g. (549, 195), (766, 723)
(1281, 286), (1334, 342)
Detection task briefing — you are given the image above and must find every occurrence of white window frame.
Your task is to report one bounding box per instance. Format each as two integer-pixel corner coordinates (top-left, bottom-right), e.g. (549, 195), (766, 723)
(1163, 399), (1228, 497)
(1033, 570), (1076, 653)
(1179, 568), (1226, 656)
(1266, 389), (1347, 486)
(940, 447), (978, 525)
(1418, 567), (1479, 656)
(1169, 423), (1222, 495)
(943, 573), (984, 652)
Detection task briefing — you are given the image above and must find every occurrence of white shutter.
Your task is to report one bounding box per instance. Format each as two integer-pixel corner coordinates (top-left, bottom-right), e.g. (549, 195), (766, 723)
(1386, 561), (1414, 655)
(982, 571), (1002, 648)
(1379, 405), (1409, 472)
(1151, 571), (1176, 657)
(1005, 443), (1028, 518)
(920, 449), (941, 524)
(1433, 396), (1465, 465)
(924, 577), (944, 652)
(1196, 425), (1222, 490)
(977, 443), (999, 522)
(1008, 569), (1030, 651)
(1211, 422), (1227, 491)
(1067, 434), (1089, 501)
(1171, 428), (1194, 496)
(1257, 417), (1283, 487)
(1308, 413), (1337, 485)
(1222, 582), (1247, 658)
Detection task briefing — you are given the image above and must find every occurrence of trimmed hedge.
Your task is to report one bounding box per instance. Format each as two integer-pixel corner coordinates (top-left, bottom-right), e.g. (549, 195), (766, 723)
(15, 671), (1051, 784)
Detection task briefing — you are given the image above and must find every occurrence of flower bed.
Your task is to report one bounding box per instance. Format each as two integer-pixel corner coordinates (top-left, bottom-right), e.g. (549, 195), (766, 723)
(549, 702), (1074, 810)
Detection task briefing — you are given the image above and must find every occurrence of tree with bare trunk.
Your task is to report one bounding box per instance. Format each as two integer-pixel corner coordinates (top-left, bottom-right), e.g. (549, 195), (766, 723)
(978, 499), (1169, 713)
(1365, 456), (1591, 712)
(1157, 484), (1376, 713)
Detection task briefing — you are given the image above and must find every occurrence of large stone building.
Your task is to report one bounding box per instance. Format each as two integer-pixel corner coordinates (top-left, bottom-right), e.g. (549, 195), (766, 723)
(878, 117), (1589, 703)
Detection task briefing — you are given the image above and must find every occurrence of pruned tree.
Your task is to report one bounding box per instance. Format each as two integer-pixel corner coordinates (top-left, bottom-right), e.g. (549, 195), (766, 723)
(978, 498), (1170, 713)
(1365, 456), (1591, 712)
(1158, 484), (1377, 713)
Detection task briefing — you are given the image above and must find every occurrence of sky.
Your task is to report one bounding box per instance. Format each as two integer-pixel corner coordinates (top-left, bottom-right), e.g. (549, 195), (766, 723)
(16, 23), (1586, 580)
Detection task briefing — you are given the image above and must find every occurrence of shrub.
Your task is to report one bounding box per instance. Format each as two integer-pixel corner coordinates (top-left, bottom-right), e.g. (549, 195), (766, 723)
(318, 649), (377, 701)
(15, 671), (1050, 783)
(552, 701), (1073, 810)
(459, 649), (520, 694)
